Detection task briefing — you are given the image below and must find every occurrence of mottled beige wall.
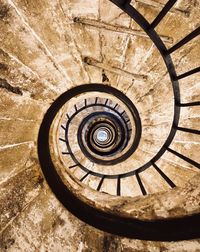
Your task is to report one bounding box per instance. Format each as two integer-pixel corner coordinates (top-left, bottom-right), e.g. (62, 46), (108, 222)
(0, 0), (200, 251)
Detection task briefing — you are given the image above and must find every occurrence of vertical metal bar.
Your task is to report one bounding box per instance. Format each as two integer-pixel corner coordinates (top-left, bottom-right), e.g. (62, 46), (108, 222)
(61, 125), (66, 130)
(69, 164), (79, 169)
(168, 27), (200, 54)
(167, 147), (200, 169)
(136, 172), (147, 195)
(117, 176), (121, 196)
(175, 67), (200, 80)
(80, 171), (90, 182)
(59, 138), (67, 143)
(176, 101), (200, 107)
(62, 152), (71, 155)
(176, 127), (200, 135)
(152, 162), (176, 188)
(114, 103), (118, 109)
(111, 0), (131, 7)
(97, 176), (105, 191)
(150, 0), (177, 29)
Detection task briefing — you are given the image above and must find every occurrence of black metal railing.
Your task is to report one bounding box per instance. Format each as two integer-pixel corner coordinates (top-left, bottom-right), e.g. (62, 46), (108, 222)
(38, 0), (200, 240)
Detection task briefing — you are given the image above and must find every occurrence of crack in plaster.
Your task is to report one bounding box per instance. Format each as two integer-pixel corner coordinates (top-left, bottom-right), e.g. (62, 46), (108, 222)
(0, 78), (23, 95)
(7, 0), (72, 84)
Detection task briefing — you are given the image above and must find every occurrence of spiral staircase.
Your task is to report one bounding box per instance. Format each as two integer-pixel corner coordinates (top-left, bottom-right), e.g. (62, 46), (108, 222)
(0, 0), (200, 251)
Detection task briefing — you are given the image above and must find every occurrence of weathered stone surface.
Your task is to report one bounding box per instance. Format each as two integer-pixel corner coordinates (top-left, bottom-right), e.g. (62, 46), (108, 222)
(0, 0), (199, 250)
(0, 119), (39, 146)
(0, 142), (35, 183)
(0, 164), (43, 232)
(0, 90), (47, 120)
(1, 184), (200, 251)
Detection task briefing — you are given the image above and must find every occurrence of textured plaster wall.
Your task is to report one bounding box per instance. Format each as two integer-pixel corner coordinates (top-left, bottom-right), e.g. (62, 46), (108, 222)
(0, 0), (200, 251)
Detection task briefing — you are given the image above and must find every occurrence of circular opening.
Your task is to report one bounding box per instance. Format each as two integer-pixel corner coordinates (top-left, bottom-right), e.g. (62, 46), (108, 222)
(78, 110), (133, 163)
(96, 129), (109, 142)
